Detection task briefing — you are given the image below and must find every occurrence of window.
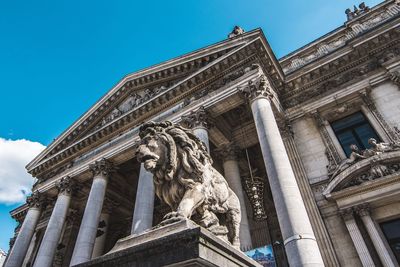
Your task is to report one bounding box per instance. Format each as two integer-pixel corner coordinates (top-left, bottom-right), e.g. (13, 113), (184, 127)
(381, 219), (400, 263)
(331, 112), (380, 157)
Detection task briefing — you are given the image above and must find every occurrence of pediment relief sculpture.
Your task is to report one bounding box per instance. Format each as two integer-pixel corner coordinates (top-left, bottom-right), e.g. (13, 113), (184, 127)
(136, 121), (242, 249)
(324, 143), (400, 196)
(330, 138), (400, 179)
(94, 84), (172, 131)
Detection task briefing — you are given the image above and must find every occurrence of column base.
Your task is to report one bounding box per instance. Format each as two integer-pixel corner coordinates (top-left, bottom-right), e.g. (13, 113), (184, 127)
(72, 219), (261, 267)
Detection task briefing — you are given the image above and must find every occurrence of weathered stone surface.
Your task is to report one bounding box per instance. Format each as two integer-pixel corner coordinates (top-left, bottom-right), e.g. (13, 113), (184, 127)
(136, 121), (242, 249)
(73, 219), (261, 267)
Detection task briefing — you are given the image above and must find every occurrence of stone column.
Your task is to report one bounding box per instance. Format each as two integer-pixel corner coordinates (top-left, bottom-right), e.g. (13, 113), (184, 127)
(357, 205), (399, 267)
(181, 106), (213, 152)
(340, 208), (375, 267)
(70, 158), (113, 266)
(131, 163), (155, 235)
(241, 75), (324, 267)
(91, 212), (110, 258)
(5, 191), (45, 267)
(33, 177), (75, 267)
(215, 143), (252, 251)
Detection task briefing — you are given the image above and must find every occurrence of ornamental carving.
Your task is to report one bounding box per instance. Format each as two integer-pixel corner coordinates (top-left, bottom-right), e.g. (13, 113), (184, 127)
(94, 82), (175, 131)
(26, 191), (46, 209)
(387, 70), (400, 87)
(89, 158), (114, 177)
(228, 26), (245, 38)
(345, 2), (370, 21)
(181, 106), (214, 129)
(281, 2), (399, 73)
(240, 75), (273, 101)
(354, 203), (371, 217)
(214, 143), (241, 161)
(136, 121), (242, 249)
(330, 138), (400, 179)
(55, 176), (76, 195)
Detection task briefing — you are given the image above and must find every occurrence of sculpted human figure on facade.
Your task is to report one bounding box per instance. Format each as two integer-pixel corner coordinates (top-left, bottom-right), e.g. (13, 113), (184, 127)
(330, 138), (400, 178)
(331, 144), (365, 178)
(364, 137), (400, 155)
(136, 121), (242, 249)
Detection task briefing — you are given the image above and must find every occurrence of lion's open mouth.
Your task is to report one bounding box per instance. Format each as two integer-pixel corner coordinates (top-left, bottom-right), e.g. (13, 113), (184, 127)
(139, 154), (160, 171)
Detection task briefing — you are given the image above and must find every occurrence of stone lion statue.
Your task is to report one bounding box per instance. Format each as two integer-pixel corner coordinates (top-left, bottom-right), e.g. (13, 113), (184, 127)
(136, 121), (241, 249)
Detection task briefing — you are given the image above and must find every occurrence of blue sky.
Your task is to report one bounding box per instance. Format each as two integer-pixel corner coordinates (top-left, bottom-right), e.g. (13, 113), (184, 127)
(0, 0), (382, 252)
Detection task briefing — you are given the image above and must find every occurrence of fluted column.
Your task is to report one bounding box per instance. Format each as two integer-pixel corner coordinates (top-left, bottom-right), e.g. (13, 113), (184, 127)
(5, 191), (45, 267)
(241, 75), (324, 267)
(340, 208), (375, 267)
(131, 163), (155, 235)
(70, 158), (113, 266)
(357, 205), (399, 267)
(181, 106), (213, 152)
(33, 177), (75, 267)
(215, 143), (252, 251)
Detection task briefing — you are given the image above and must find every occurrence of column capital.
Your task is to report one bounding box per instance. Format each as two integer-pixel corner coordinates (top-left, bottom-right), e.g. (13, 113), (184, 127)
(240, 75), (273, 102)
(26, 191), (46, 209)
(55, 176), (76, 195)
(181, 106), (214, 129)
(339, 207), (355, 221)
(355, 203), (371, 217)
(215, 143), (241, 161)
(89, 158), (114, 177)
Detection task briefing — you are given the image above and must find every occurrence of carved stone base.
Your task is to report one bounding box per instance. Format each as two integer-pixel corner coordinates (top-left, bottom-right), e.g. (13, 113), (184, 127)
(73, 219), (261, 267)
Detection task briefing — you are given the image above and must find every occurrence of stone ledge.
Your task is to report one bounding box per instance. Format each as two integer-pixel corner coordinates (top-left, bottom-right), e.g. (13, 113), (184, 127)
(74, 219), (261, 267)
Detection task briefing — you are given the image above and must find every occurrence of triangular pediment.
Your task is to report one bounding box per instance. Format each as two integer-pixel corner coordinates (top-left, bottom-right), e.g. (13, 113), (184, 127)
(27, 28), (284, 179)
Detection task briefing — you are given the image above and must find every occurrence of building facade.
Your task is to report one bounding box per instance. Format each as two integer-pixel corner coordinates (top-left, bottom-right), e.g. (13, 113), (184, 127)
(5, 1), (400, 266)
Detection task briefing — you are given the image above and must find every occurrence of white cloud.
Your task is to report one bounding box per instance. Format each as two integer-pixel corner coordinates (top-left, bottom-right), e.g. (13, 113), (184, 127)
(0, 138), (45, 204)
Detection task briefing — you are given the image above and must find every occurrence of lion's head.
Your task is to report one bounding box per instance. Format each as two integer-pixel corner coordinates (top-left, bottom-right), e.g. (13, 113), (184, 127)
(136, 121), (211, 186)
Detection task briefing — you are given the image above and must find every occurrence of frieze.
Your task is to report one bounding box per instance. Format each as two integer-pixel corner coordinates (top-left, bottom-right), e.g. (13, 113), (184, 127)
(281, 1), (400, 74)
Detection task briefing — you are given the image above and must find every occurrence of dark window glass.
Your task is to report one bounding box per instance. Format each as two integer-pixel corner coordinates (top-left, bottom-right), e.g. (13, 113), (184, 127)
(331, 112), (380, 156)
(381, 219), (400, 263)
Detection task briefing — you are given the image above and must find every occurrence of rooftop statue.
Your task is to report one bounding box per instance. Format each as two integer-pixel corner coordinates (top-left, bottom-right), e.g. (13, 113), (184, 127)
(136, 121), (241, 249)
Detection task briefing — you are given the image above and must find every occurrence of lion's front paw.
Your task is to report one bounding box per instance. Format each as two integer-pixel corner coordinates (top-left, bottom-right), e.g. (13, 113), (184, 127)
(159, 211), (186, 226)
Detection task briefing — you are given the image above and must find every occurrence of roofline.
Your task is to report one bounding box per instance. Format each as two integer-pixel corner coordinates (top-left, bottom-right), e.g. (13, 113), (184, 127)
(26, 28), (265, 171)
(278, 0), (393, 62)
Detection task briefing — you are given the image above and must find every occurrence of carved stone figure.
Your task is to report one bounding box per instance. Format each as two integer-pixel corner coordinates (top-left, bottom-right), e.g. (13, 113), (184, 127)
(331, 144), (365, 178)
(136, 121), (241, 249)
(228, 26), (245, 38)
(365, 138), (400, 156)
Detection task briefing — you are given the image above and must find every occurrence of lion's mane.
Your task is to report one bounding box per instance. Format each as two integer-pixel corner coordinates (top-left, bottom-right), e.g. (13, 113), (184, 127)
(139, 121), (212, 209)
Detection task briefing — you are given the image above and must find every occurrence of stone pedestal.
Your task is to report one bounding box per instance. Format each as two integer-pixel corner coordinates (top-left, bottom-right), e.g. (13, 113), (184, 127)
(73, 220), (261, 267)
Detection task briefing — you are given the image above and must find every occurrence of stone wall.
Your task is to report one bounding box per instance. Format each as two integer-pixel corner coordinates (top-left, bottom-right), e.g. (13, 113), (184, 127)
(292, 117), (329, 183)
